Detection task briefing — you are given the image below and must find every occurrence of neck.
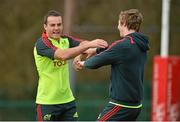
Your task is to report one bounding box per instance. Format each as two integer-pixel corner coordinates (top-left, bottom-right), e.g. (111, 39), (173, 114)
(124, 29), (136, 36)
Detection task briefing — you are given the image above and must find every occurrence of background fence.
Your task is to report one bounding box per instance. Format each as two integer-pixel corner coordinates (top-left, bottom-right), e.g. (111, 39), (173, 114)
(0, 81), (151, 121)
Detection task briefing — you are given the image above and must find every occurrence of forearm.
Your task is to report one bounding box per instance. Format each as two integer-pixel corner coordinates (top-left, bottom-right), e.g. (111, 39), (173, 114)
(84, 56), (105, 69)
(54, 39), (108, 61)
(83, 50), (113, 69)
(76, 57), (104, 69)
(54, 44), (89, 61)
(84, 60), (102, 69)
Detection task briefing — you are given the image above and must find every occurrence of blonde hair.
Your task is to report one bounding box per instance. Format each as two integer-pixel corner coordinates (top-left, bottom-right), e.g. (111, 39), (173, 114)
(119, 9), (143, 32)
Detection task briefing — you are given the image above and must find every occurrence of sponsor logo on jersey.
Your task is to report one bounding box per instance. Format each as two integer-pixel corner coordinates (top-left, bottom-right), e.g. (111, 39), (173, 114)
(53, 60), (67, 67)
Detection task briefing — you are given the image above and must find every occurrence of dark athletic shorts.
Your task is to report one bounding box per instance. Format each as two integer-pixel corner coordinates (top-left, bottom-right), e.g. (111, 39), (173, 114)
(97, 101), (141, 121)
(36, 100), (78, 121)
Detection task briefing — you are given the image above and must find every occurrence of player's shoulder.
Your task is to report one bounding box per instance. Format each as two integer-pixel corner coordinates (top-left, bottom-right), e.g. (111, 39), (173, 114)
(35, 37), (43, 44)
(108, 38), (129, 49)
(35, 37), (46, 48)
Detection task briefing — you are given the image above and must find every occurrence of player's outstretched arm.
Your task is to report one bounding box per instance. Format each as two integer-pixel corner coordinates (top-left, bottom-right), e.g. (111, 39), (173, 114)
(54, 39), (108, 61)
(73, 39), (109, 71)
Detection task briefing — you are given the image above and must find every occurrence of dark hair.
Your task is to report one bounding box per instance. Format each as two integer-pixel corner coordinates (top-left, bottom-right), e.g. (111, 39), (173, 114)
(119, 9), (143, 32)
(44, 10), (62, 24)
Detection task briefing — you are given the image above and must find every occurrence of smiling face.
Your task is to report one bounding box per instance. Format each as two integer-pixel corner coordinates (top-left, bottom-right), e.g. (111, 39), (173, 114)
(44, 16), (63, 40)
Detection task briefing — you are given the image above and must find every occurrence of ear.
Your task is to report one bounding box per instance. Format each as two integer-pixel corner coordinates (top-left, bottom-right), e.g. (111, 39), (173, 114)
(44, 24), (47, 31)
(121, 21), (126, 26)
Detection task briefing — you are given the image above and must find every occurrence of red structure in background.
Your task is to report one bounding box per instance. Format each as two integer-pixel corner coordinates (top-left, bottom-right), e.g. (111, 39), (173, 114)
(152, 56), (180, 121)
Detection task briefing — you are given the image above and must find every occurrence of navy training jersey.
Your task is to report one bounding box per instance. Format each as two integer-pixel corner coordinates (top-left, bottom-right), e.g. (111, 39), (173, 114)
(84, 32), (149, 106)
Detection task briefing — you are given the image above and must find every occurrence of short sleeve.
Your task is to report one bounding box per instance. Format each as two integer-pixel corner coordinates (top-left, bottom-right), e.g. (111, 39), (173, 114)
(35, 38), (55, 59)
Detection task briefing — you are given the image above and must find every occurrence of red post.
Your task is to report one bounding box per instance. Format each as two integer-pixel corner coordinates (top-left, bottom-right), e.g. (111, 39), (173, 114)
(152, 56), (180, 121)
